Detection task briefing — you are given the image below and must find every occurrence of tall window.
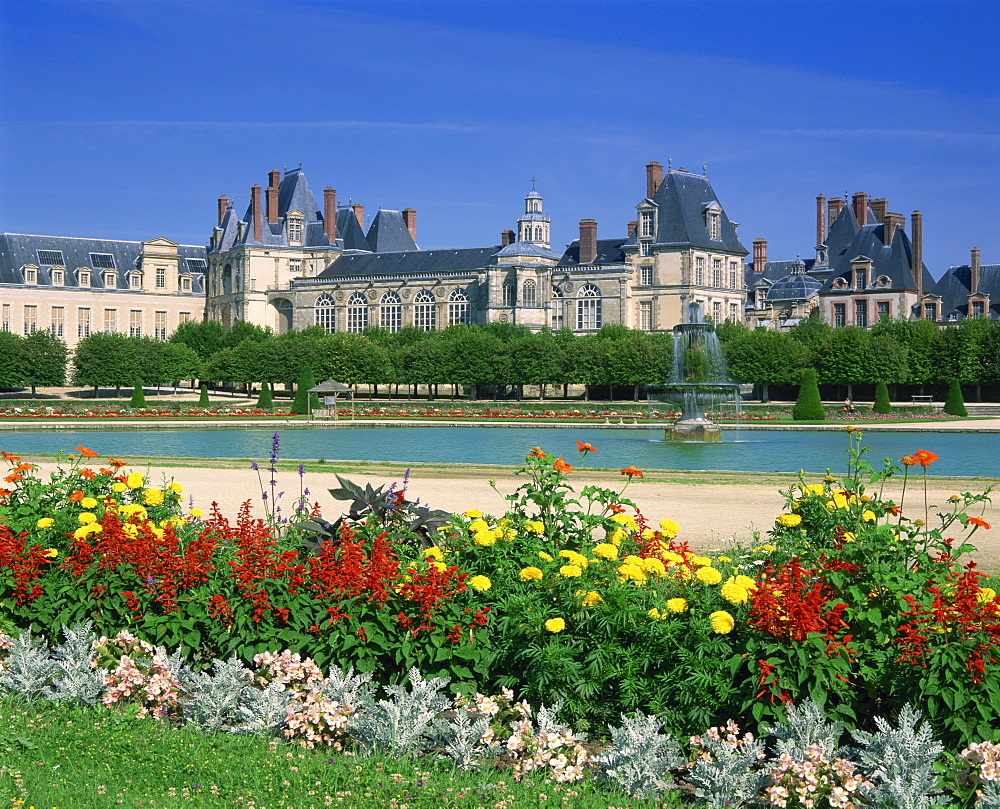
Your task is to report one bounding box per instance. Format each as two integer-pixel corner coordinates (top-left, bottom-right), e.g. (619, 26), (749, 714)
(380, 291), (402, 332)
(833, 303), (846, 328)
(694, 256), (705, 285)
(287, 218), (303, 243)
(181, 276), (191, 292)
(154, 311), (168, 340)
(729, 261), (739, 289)
(551, 287), (564, 330)
(712, 259), (723, 287)
(854, 300), (867, 328)
(640, 266), (653, 286)
(640, 210), (655, 237)
(77, 308), (92, 338)
(179, 312), (192, 325)
(1, 303), (9, 332)
(50, 307), (64, 338)
(972, 301), (985, 317)
(924, 302), (937, 320)
(713, 301), (723, 323)
(129, 310), (142, 337)
(448, 290), (469, 326)
(315, 293), (336, 333)
(414, 290), (436, 331)
(639, 240), (652, 257)
(104, 309), (118, 333)
(730, 303), (739, 322)
(23, 305), (37, 334)
(708, 212), (721, 240)
(639, 301), (652, 331)
(346, 293), (368, 332)
(502, 279), (516, 307)
(155, 267), (166, 289)
(855, 268), (867, 289)
(577, 284), (601, 331)
(522, 279), (537, 307)
(877, 301), (890, 320)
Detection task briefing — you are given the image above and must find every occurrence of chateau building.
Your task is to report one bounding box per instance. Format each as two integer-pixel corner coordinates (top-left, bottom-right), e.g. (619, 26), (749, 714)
(205, 162), (748, 335)
(0, 232), (207, 351)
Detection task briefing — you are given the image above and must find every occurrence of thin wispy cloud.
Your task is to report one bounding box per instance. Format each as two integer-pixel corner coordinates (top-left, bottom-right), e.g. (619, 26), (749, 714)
(4, 120), (486, 132)
(763, 128), (1000, 146)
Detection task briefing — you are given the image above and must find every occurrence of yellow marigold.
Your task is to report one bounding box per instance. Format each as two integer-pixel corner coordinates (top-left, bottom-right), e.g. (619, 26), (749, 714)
(36, 517), (55, 529)
(144, 488), (165, 506)
(720, 578), (750, 605)
(464, 509), (484, 519)
(660, 550), (684, 566)
(648, 608), (664, 619)
(977, 587), (997, 604)
(580, 591), (602, 607)
(841, 532), (856, 543)
(468, 575), (492, 591)
(559, 564), (583, 578)
(734, 575), (758, 591)
(430, 560), (446, 573)
(519, 566), (543, 582)
(468, 518), (489, 532)
(538, 551), (553, 561)
(545, 617), (566, 633)
(189, 508), (203, 519)
(593, 543), (618, 560)
(776, 513), (802, 527)
(617, 563), (647, 583)
(73, 523), (103, 539)
(167, 482), (183, 493)
(609, 527), (626, 544)
(754, 544), (776, 554)
(709, 610), (735, 634)
(77, 512), (97, 525)
(666, 597), (688, 613)
(126, 472), (145, 489)
(473, 531), (497, 547)
(424, 546), (445, 561)
(659, 518), (680, 538)
(717, 555), (731, 563)
(862, 509), (877, 522)
(640, 557), (666, 577)
(802, 484), (825, 496)
(122, 523), (138, 537)
(690, 555), (712, 567)
(695, 566), (723, 585)
(524, 520), (545, 534)
(641, 528), (655, 539)
(80, 496), (98, 509)
(43, 548), (58, 559)
(149, 526), (164, 539)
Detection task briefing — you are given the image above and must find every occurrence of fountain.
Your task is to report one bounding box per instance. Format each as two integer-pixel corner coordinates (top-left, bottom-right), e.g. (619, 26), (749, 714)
(647, 302), (740, 442)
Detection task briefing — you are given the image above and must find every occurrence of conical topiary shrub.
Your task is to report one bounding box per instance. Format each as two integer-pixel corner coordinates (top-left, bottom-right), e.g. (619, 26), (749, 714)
(792, 368), (825, 421)
(256, 381), (273, 409)
(129, 382), (146, 408)
(198, 383), (210, 407)
(291, 366), (317, 415)
(873, 380), (892, 415)
(943, 379), (968, 417)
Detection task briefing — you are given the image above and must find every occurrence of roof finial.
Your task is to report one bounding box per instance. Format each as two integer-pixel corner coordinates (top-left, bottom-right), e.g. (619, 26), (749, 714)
(530, 177), (537, 190)
(667, 155), (672, 171)
(284, 164), (287, 172)
(298, 159), (303, 168)
(703, 162), (707, 176)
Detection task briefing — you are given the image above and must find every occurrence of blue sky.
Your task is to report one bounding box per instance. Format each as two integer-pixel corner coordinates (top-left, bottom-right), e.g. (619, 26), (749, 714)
(1, 0), (997, 277)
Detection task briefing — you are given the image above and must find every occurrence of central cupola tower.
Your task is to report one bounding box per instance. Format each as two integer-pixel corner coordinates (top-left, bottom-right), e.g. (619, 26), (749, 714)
(517, 181), (551, 249)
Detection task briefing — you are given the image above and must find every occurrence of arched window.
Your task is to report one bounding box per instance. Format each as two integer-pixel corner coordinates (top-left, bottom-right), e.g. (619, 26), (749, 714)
(273, 298), (293, 334)
(534, 226), (542, 241)
(315, 293), (336, 333)
(522, 279), (537, 307)
(414, 290), (436, 331)
(551, 286), (564, 330)
(502, 279), (516, 307)
(347, 292), (368, 332)
(448, 289), (469, 326)
(222, 264), (232, 296)
(577, 284), (601, 331)
(380, 291), (402, 332)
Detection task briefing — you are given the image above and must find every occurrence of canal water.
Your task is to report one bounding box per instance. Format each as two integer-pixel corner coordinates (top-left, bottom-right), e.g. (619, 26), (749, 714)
(0, 426), (994, 477)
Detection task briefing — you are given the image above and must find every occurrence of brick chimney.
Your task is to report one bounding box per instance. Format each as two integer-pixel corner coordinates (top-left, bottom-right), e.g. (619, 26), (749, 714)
(217, 194), (229, 226)
(971, 247), (981, 293)
(884, 212), (905, 245)
(251, 184), (262, 242)
(870, 198), (888, 223)
(852, 192), (869, 225)
(911, 210), (923, 300)
(816, 194), (827, 245)
(627, 220), (638, 237)
(753, 238), (767, 273)
(323, 187), (337, 243)
(402, 208), (417, 241)
(268, 169), (281, 190)
(579, 219), (598, 265)
(828, 196), (846, 223)
(266, 185), (279, 224)
(501, 229), (515, 247)
(351, 204), (365, 228)
(645, 161), (663, 199)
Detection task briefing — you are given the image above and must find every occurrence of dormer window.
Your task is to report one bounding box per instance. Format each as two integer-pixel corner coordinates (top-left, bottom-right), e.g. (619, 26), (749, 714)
(855, 268), (867, 289)
(78, 270), (91, 287)
(51, 269), (64, 286)
(24, 266), (37, 284)
(104, 271), (117, 287)
(287, 215), (304, 244)
(181, 276), (192, 292)
(708, 212), (721, 240)
(639, 210), (655, 237)
(972, 300), (985, 318)
(129, 272), (142, 289)
(639, 239), (652, 257)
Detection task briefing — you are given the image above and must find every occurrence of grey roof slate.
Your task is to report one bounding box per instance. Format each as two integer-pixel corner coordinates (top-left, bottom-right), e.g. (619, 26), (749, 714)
(819, 218), (933, 294)
(765, 274), (823, 302)
(336, 208), (372, 252)
(934, 262), (1000, 319)
(495, 242), (562, 261)
(318, 246), (502, 279)
(365, 210), (418, 253)
(277, 168), (322, 221)
(558, 238), (628, 267)
(648, 170), (748, 255)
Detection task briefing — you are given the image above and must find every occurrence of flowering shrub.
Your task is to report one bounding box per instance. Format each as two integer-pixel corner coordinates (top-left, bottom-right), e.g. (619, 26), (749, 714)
(93, 630), (180, 719)
(764, 744), (871, 808)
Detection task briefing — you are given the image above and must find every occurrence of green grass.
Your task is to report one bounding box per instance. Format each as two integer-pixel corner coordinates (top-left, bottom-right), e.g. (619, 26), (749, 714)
(0, 699), (678, 809)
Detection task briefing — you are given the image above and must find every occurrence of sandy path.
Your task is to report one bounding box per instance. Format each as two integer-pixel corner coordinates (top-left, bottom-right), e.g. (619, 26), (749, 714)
(33, 461), (1000, 572)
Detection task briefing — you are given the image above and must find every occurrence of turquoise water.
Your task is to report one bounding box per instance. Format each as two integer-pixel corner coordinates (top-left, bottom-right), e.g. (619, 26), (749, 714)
(0, 426), (994, 476)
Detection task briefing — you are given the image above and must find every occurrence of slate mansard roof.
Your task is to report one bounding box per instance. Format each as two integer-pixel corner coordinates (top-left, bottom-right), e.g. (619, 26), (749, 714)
(0, 233), (208, 292)
(559, 238), (629, 267)
(317, 246), (504, 280)
(935, 262), (1000, 320)
(644, 170), (748, 255)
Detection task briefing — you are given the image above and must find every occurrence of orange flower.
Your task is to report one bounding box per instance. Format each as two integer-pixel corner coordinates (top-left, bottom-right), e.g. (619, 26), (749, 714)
(11, 462), (34, 472)
(3, 473), (22, 483)
(576, 441), (598, 453)
(553, 456), (573, 473)
(79, 468), (96, 479)
(0, 452), (20, 462)
(75, 445), (99, 458)
(968, 517), (991, 530)
(108, 457), (127, 469)
(621, 466), (644, 478)
(527, 447), (546, 459)
(912, 449), (938, 467)
(69, 490), (85, 502)
(843, 425), (860, 433)
(901, 455), (917, 467)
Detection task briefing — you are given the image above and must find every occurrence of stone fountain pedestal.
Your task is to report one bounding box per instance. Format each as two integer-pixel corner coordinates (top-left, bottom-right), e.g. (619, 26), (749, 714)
(664, 417), (722, 442)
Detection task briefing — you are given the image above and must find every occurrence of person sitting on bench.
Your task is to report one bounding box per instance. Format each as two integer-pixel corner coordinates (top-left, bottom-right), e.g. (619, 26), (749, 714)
(843, 397), (857, 413)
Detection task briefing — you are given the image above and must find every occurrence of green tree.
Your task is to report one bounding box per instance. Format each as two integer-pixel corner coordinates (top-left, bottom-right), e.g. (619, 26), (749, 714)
(815, 326), (872, 398)
(72, 332), (139, 395)
(256, 381), (273, 409)
(157, 341), (201, 390)
(21, 330), (67, 396)
(0, 332), (23, 389)
(792, 368), (826, 420)
(934, 318), (991, 400)
(198, 383), (210, 406)
(873, 380), (892, 414)
(787, 311), (832, 364)
(943, 379), (968, 417)
(168, 320), (225, 360)
(129, 382), (147, 407)
(724, 328), (809, 402)
(871, 317), (939, 389)
(506, 330), (566, 400)
(291, 364), (317, 414)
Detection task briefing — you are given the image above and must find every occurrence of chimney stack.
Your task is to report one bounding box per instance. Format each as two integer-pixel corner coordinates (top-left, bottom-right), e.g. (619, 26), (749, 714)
(627, 220), (638, 237)
(753, 238), (768, 273)
(266, 185), (279, 223)
(870, 198), (888, 223)
(884, 212), (905, 245)
(268, 169), (281, 190)
(402, 208), (417, 241)
(579, 219), (598, 265)
(501, 229), (515, 247)
(323, 187), (337, 243)
(351, 204), (365, 228)
(816, 194), (827, 245)
(251, 184), (262, 242)
(911, 210), (923, 301)
(645, 161), (663, 199)
(828, 196), (846, 223)
(852, 192), (869, 226)
(971, 247), (981, 293)
(217, 194), (229, 226)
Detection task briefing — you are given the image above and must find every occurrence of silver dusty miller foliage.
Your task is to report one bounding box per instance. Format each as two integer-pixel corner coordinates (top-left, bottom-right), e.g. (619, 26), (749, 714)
(686, 732), (768, 809)
(762, 698), (849, 760)
(47, 623), (105, 707)
(0, 630), (58, 702)
(178, 657), (257, 734)
(592, 712), (685, 800)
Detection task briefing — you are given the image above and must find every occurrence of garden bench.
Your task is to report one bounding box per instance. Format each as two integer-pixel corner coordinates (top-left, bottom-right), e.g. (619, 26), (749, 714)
(911, 395), (933, 404)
